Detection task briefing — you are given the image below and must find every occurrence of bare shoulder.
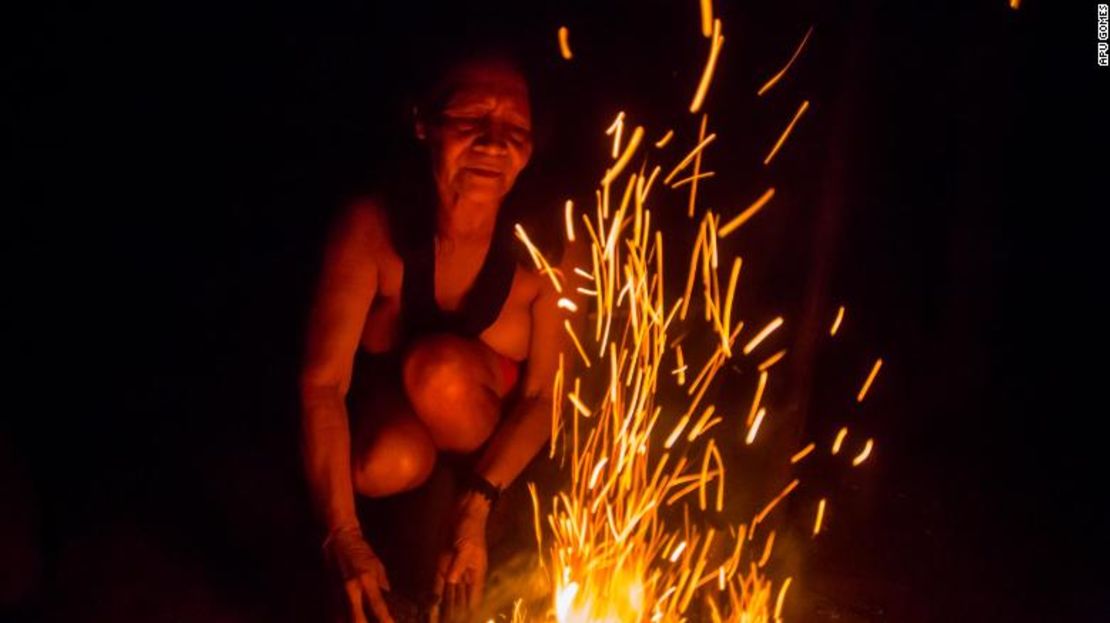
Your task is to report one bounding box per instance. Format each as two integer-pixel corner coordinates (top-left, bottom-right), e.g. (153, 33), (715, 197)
(333, 196), (390, 251)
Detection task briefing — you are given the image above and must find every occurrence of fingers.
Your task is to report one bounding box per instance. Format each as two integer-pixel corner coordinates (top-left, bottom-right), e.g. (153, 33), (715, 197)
(345, 580), (369, 623)
(446, 551), (468, 585)
(359, 575), (394, 623)
(449, 582), (465, 618)
(433, 553), (451, 601)
(373, 560), (392, 592)
(467, 567), (484, 608)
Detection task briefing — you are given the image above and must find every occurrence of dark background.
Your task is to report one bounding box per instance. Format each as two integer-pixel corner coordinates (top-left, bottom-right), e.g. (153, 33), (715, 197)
(7, 0), (1107, 621)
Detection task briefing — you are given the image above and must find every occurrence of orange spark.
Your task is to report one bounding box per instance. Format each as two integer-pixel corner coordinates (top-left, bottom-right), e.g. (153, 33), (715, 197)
(743, 316), (784, 355)
(757, 26), (814, 96)
(718, 187), (775, 238)
(857, 357), (883, 402)
(690, 19), (724, 113)
(687, 114), (709, 217)
(669, 540), (688, 562)
(745, 407), (766, 445)
(588, 457), (608, 489)
(747, 370), (768, 426)
(564, 319), (591, 368)
(655, 129), (675, 148)
(774, 577), (793, 619)
(664, 133), (717, 185)
(558, 297), (579, 312)
(515, 224), (563, 292)
(758, 349), (787, 371)
(670, 170), (716, 189)
(754, 479), (800, 526)
(813, 498), (827, 536)
(763, 100), (810, 166)
(674, 344), (687, 386)
(664, 414), (692, 449)
(699, 0), (714, 37)
(639, 165), (663, 204)
(567, 391), (591, 417)
(831, 427), (848, 455)
(602, 125), (644, 187)
(790, 442), (816, 464)
(829, 305), (845, 336)
(564, 199), (576, 242)
(721, 257), (743, 352)
(852, 439), (874, 466)
(557, 26), (573, 60)
(687, 405), (718, 442)
(757, 530), (776, 567)
(605, 111), (626, 159)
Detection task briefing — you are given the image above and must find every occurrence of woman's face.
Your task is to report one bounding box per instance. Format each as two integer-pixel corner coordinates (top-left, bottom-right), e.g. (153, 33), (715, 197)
(423, 63), (533, 204)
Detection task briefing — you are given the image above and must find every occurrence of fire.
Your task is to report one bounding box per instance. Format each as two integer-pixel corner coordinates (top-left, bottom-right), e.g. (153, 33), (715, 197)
(520, 94), (788, 618)
(507, 3), (882, 621)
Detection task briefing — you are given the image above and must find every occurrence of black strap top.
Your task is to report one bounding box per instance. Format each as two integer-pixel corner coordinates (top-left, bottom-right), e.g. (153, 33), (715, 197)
(400, 219), (518, 342)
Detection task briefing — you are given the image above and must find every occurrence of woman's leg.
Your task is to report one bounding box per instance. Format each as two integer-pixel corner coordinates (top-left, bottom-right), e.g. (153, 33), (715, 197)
(401, 334), (517, 453)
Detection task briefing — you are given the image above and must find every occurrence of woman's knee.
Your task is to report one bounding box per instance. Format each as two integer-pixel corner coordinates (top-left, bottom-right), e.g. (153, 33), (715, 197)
(352, 418), (436, 498)
(402, 335), (499, 452)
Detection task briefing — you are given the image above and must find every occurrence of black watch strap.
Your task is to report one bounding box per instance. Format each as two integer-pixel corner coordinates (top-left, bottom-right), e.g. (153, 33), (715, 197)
(464, 472), (502, 507)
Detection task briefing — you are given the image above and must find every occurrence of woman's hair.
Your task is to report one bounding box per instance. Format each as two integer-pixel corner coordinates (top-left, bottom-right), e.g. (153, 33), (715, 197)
(411, 50), (529, 127)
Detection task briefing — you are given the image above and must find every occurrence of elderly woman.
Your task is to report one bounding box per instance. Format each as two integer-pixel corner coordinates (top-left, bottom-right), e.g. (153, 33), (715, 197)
(299, 54), (576, 623)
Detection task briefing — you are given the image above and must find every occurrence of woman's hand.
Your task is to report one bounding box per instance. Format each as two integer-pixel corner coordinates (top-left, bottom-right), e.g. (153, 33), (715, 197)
(433, 494), (490, 620)
(326, 525), (395, 623)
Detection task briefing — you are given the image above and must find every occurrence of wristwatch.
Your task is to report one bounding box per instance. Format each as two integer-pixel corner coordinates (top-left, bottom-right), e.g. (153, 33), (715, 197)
(463, 472), (502, 507)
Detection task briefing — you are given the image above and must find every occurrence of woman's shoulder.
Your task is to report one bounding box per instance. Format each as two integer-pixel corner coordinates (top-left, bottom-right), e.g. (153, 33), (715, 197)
(335, 194), (397, 251)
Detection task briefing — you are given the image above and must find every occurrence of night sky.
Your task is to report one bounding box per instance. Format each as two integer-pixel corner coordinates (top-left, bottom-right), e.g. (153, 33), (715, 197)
(8, 0), (1107, 621)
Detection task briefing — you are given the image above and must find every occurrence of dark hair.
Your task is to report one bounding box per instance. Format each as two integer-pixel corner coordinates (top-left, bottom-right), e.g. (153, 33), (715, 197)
(411, 50), (529, 126)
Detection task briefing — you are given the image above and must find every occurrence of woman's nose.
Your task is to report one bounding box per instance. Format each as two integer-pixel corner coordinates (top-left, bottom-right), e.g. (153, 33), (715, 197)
(472, 122), (510, 154)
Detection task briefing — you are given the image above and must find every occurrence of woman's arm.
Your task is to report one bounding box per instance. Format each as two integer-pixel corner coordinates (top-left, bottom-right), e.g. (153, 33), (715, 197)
(299, 201), (381, 530)
(473, 237), (590, 496)
(299, 200), (396, 623)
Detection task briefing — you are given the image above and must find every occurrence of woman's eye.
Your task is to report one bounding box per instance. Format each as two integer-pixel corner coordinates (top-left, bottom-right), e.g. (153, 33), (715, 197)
(446, 116), (481, 132)
(509, 126), (532, 144)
